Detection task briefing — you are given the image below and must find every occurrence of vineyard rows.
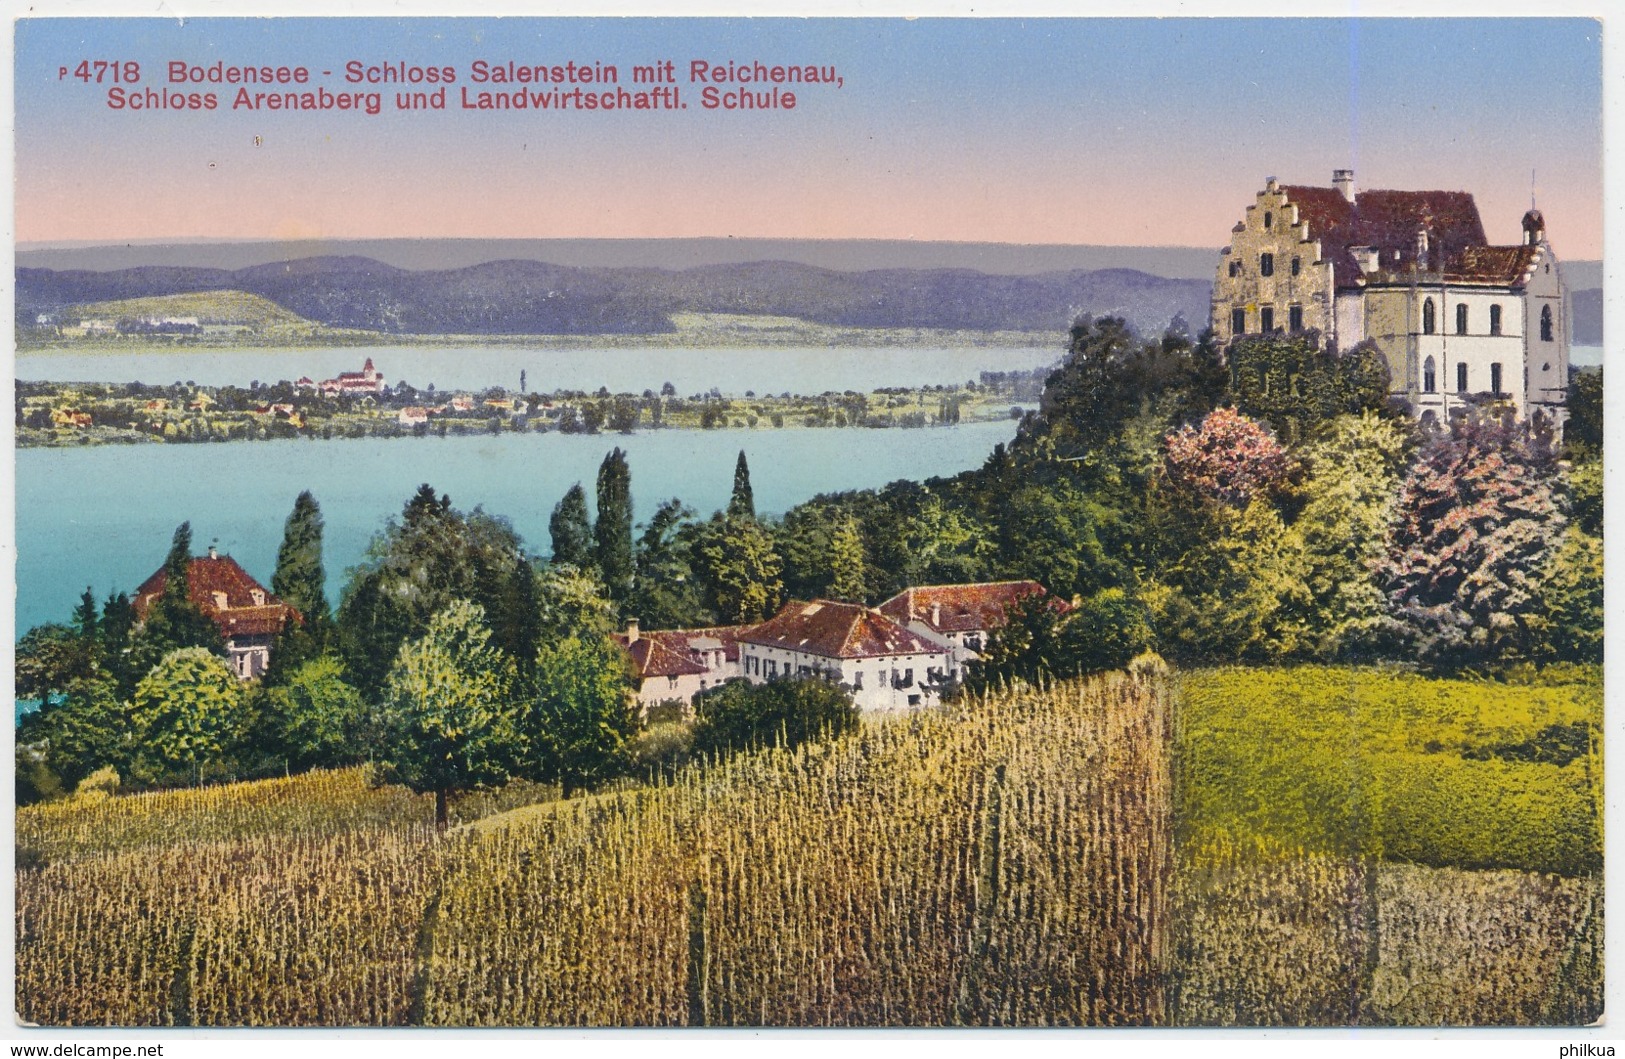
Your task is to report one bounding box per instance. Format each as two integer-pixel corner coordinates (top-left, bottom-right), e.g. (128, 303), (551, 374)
(15, 670), (1603, 1026)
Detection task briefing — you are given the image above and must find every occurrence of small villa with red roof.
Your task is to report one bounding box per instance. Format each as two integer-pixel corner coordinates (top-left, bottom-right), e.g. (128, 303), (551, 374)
(131, 546), (301, 680)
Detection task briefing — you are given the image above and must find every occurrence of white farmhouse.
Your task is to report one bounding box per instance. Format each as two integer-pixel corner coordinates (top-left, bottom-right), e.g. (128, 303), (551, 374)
(616, 620), (743, 718)
(1212, 169), (1569, 430)
(737, 599), (952, 712)
(878, 580), (1065, 682)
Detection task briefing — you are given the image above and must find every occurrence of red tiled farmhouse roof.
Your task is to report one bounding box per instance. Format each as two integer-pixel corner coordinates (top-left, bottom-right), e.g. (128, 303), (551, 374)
(133, 554), (301, 638)
(615, 624), (750, 679)
(739, 600), (944, 659)
(877, 580), (1067, 634)
(618, 634), (709, 679)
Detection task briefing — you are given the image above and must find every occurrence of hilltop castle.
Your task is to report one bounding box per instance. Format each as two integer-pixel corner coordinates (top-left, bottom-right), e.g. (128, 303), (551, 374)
(1211, 169), (1569, 430)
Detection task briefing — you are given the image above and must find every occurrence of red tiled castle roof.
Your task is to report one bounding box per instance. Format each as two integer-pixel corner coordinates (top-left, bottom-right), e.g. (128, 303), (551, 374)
(1279, 184), (1518, 288)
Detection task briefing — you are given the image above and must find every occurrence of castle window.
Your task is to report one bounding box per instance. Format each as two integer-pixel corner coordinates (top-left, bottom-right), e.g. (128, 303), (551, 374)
(1260, 307), (1275, 332)
(1291, 256), (1301, 276)
(1264, 211), (1273, 229)
(1229, 261), (1240, 278)
(1232, 308), (1246, 335)
(1423, 356), (1437, 393)
(1490, 362), (1503, 396)
(1260, 253), (1274, 277)
(1489, 304), (1502, 336)
(1422, 298), (1436, 334)
(1456, 363), (1468, 393)
(1541, 305), (1554, 342)
(1289, 306), (1303, 332)
(1456, 303), (1468, 335)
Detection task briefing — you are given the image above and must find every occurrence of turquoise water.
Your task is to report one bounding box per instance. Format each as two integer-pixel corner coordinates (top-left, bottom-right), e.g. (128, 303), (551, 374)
(16, 344), (1061, 395)
(15, 419), (1018, 637)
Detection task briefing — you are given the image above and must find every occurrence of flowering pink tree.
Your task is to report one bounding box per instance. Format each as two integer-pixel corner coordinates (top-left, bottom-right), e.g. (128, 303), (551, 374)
(1163, 406), (1291, 507)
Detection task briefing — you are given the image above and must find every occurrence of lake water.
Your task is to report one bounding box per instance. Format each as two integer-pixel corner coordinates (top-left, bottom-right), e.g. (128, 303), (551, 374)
(15, 419), (1020, 637)
(16, 343), (1062, 395)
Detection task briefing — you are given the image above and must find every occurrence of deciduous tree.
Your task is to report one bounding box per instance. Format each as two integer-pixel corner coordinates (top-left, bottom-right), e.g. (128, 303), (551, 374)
(527, 633), (637, 794)
(377, 600), (520, 827)
(691, 677), (858, 759)
(130, 647), (245, 785)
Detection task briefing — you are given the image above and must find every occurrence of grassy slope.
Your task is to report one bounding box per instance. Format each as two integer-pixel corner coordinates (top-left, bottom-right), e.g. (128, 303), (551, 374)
(1177, 666), (1603, 875)
(65, 290), (313, 329)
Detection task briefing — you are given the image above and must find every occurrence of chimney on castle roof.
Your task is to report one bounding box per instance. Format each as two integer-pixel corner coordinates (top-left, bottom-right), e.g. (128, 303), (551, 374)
(626, 618), (640, 644)
(1415, 228), (1430, 271)
(208, 543), (219, 560)
(1333, 168), (1355, 203)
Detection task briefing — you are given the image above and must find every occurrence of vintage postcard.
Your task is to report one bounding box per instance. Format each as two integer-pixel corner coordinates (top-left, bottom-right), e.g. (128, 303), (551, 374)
(8, 11), (1608, 1036)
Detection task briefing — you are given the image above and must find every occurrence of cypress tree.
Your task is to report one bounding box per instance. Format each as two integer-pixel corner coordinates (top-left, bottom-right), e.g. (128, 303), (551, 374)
(728, 449), (755, 520)
(272, 492), (330, 624)
(267, 492), (333, 682)
(71, 587), (99, 641)
(594, 448), (634, 603)
(549, 483), (594, 569)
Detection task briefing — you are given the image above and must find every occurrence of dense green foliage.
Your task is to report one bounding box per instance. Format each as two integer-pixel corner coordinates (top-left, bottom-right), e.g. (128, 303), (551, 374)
(129, 648), (246, 785)
(690, 677), (859, 758)
(1226, 333), (1391, 443)
(728, 448), (755, 519)
(1178, 667), (1602, 876)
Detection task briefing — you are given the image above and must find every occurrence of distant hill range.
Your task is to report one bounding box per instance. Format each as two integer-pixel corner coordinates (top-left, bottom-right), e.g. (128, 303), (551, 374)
(17, 255), (1214, 339)
(15, 239), (1599, 344)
